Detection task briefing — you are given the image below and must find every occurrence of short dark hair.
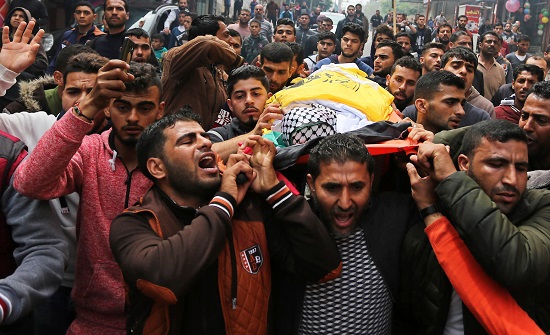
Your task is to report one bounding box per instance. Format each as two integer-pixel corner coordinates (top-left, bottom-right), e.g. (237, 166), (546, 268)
(228, 28), (242, 42)
(414, 70), (466, 100)
(480, 31), (499, 43)
(318, 31), (336, 44)
(250, 18), (261, 26)
(124, 63), (162, 98)
(449, 30), (471, 43)
(137, 107), (201, 181)
(421, 42), (445, 56)
(260, 42), (294, 64)
(514, 64), (544, 82)
(441, 46), (478, 69)
(494, 22), (503, 29)
(437, 23), (452, 33)
(322, 17), (333, 25)
(517, 34), (530, 43)
(74, 1), (94, 13)
(151, 33), (165, 43)
(104, 0), (129, 12)
(188, 14), (224, 40)
(527, 80), (550, 100)
(227, 65), (269, 95)
(276, 18), (296, 35)
(457, 14), (468, 21)
(125, 28), (150, 40)
(390, 56), (421, 76)
(308, 133), (374, 181)
(374, 24), (394, 41)
(342, 23), (365, 42)
(545, 43), (550, 53)
(376, 40), (405, 60)
(63, 52), (108, 83)
(57, 44), (98, 73)
(462, 119), (528, 158)
(285, 42), (304, 66)
(395, 32), (412, 44)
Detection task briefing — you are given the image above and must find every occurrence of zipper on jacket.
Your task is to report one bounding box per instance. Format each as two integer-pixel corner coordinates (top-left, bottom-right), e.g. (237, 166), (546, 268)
(124, 169), (136, 209)
(226, 228), (238, 309)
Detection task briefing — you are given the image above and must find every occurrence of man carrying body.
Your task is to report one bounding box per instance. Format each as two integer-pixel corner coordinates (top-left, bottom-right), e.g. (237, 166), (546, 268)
(208, 66), (283, 160)
(276, 133), (421, 334)
(495, 64), (543, 123)
(403, 69), (490, 132)
(13, 61), (165, 335)
(89, 0), (129, 60)
(372, 40), (405, 87)
(109, 110), (341, 334)
(419, 42), (445, 75)
(313, 23), (372, 77)
(162, 14), (242, 131)
(386, 57), (422, 112)
(406, 70), (466, 133)
(47, 1), (104, 73)
(397, 119), (550, 333)
(257, 42), (294, 94)
(227, 9), (251, 39)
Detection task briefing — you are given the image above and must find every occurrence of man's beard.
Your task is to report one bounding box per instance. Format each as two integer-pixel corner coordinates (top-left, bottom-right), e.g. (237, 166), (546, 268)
(394, 95), (413, 111)
(166, 155), (221, 202)
(112, 127), (139, 147)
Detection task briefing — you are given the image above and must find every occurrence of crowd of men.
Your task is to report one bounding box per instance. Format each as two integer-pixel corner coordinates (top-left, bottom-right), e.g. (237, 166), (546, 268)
(0, 0), (550, 335)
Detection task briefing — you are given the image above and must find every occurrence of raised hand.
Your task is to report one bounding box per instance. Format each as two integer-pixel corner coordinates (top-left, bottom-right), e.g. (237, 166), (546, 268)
(0, 21), (44, 73)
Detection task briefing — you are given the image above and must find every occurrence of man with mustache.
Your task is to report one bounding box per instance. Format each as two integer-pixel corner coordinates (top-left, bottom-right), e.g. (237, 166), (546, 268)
(397, 119), (550, 333)
(385, 57), (421, 112)
(519, 81), (550, 171)
(477, 31), (506, 101)
(14, 62), (164, 335)
(109, 109), (341, 335)
(495, 64), (543, 124)
(208, 65), (283, 161)
(436, 23), (452, 51)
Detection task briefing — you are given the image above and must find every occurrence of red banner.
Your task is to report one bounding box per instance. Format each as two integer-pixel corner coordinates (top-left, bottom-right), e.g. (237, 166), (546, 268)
(465, 5), (482, 33)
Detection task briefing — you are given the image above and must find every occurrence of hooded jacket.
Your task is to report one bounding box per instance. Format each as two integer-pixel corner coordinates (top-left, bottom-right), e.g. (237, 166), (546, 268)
(14, 110), (153, 335)
(3, 75), (60, 115)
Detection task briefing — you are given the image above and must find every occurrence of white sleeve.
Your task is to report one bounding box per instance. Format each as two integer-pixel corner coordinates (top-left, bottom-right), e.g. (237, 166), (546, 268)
(0, 65), (18, 97)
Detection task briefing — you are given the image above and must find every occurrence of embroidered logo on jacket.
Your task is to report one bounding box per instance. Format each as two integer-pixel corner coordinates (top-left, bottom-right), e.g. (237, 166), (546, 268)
(240, 245), (263, 274)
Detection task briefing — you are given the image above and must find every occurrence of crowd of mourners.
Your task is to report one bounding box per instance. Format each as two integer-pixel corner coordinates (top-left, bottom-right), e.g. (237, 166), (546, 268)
(0, 0), (549, 334)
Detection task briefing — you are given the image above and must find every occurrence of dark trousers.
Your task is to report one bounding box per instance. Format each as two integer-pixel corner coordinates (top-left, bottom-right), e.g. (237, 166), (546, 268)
(33, 286), (75, 335)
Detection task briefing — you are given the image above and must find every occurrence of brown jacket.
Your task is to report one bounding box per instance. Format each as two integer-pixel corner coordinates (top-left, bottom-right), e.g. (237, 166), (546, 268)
(161, 36), (243, 130)
(110, 182), (341, 335)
